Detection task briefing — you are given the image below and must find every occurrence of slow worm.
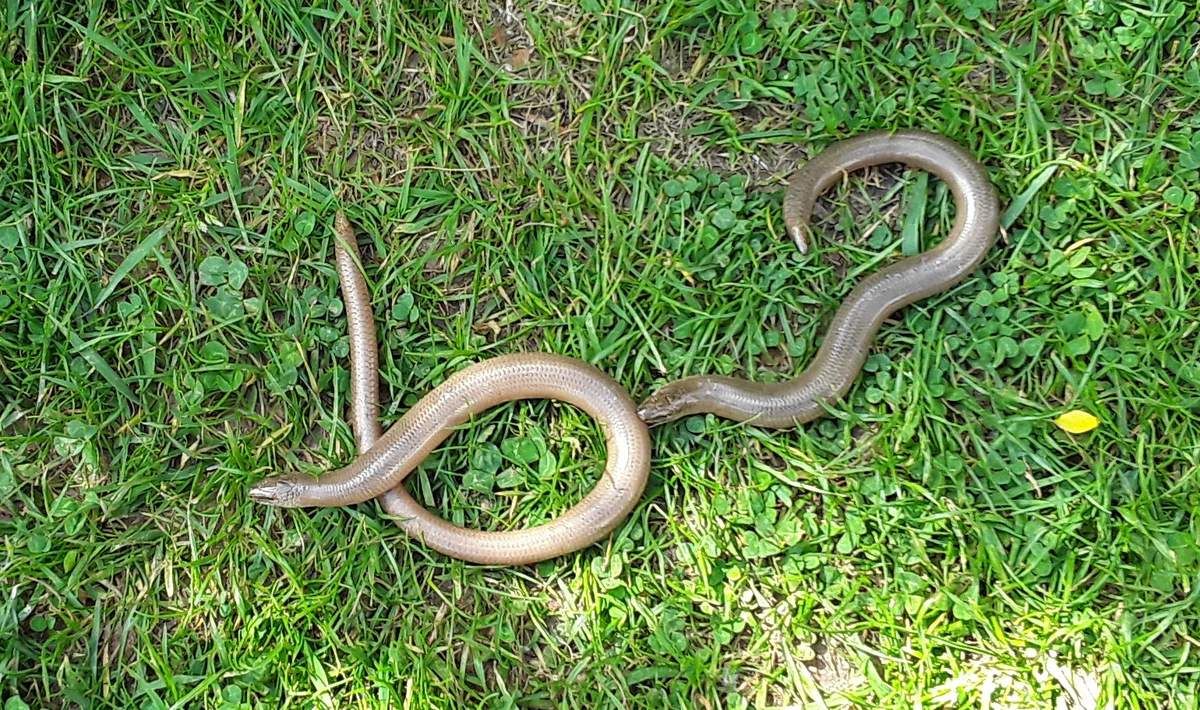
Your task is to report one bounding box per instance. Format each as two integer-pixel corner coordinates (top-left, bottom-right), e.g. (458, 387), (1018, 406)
(638, 129), (1001, 428)
(251, 215), (652, 565)
(250, 129), (999, 563)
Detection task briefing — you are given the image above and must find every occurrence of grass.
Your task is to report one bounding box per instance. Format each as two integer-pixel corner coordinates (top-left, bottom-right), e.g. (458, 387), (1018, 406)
(2, 0), (1199, 706)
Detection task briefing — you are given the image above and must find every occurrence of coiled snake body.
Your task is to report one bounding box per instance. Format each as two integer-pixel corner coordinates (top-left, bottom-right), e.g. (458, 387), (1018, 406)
(251, 129), (1000, 564)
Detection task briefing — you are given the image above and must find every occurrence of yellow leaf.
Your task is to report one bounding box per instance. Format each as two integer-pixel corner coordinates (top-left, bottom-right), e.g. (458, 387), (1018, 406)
(1055, 409), (1099, 434)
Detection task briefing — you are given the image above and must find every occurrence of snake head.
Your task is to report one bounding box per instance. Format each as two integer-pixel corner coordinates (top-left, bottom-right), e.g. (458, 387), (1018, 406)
(637, 383), (694, 427)
(249, 477), (304, 507)
(789, 223), (810, 254)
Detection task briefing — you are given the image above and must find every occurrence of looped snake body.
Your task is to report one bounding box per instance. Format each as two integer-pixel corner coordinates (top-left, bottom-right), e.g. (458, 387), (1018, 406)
(250, 218), (652, 565)
(251, 129), (1000, 564)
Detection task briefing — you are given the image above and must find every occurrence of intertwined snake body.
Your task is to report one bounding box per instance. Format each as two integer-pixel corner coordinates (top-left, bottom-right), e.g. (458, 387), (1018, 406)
(251, 130), (1000, 564)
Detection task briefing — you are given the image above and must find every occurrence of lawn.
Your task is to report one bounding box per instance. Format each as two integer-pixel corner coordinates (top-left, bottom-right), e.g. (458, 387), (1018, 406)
(2, 1), (1199, 707)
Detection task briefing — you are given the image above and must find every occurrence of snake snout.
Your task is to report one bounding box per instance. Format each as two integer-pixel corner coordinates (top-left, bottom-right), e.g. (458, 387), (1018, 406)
(637, 390), (684, 427)
(249, 478), (298, 507)
(636, 401), (669, 427)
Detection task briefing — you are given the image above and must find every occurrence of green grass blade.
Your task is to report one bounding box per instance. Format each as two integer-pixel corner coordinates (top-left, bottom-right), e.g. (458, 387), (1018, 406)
(92, 223), (169, 311)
